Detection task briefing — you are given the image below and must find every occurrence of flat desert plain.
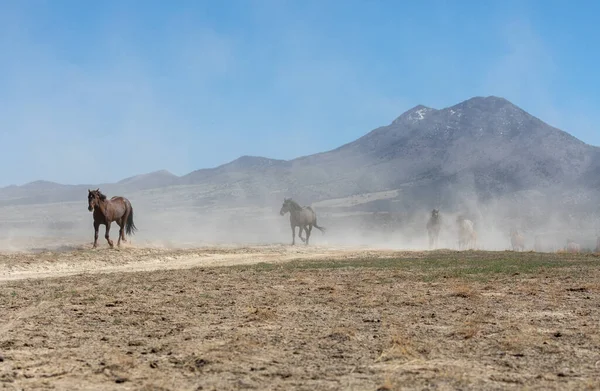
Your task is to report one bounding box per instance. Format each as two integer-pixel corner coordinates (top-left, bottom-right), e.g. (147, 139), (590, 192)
(0, 245), (599, 390)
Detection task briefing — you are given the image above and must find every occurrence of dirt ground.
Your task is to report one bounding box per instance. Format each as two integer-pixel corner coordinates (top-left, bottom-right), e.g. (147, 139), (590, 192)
(0, 245), (599, 390)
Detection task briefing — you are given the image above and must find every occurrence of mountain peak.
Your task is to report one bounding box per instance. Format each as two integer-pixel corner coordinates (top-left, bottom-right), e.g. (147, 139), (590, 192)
(118, 169), (178, 185)
(224, 155), (286, 168)
(449, 95), (514, 111)
(392, 104), (436, 125)
(22, 180), (62, 188)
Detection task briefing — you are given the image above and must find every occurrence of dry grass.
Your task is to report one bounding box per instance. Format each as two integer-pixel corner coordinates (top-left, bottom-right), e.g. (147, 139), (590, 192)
(376, 376), (394, 391)
(377, 332), (421, 362)
(450, 283), (480, 298)
(246, 306), (277, 322)
(456, 318), (482, 340)
(0, 248), (599, 390)
(328, 326), (357, 341)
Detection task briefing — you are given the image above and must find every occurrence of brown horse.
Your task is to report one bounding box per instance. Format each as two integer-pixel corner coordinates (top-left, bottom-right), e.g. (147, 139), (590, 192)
(87, 189), (137, 248)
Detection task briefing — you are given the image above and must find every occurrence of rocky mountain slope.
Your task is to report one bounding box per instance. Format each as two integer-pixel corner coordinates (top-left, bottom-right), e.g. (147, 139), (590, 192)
(1, 96), (598, 215)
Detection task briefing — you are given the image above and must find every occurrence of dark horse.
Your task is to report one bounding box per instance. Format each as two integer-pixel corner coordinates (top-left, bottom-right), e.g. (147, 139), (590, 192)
(87, 189), (137, 248)
(426, 209), (441, 249)
(279, 198), (325, 245)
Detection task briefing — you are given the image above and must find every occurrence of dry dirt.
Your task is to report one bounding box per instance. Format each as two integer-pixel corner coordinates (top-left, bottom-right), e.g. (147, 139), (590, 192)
(1, 244), (599, 390)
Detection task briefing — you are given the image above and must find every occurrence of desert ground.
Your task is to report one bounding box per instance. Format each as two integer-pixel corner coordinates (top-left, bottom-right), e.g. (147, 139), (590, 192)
(1, 244), (599, 390)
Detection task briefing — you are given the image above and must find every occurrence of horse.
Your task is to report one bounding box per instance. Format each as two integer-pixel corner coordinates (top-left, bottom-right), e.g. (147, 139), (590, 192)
(426, 209), (441, 249)
(596, 237), (600, 253)
(87, 188), (137, 248)
(510, 228), (525, 252)
(456, 216), (477, 250)
(279, 198), (325, 245)
(566, 239), (580, 254)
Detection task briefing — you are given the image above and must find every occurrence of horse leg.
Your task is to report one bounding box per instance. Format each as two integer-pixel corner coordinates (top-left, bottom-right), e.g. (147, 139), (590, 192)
(305, 225), (312, 245)
(93, 221), (100, 248)
(121, 211), (129, 243)
(117, 221), (124, 247)
(117, 217), (126, 247)
(291, 225), (296, 246)
(298, 226), (306, 243)
(105, 222), (114, 248)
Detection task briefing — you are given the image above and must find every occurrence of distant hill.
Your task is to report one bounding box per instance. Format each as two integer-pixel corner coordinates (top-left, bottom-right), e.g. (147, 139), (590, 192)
(118, 170), (180, 190)
(1, 96), (598, 218)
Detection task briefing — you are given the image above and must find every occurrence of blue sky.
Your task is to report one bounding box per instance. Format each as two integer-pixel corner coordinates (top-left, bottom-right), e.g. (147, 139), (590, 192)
(0, 0), (598, 186)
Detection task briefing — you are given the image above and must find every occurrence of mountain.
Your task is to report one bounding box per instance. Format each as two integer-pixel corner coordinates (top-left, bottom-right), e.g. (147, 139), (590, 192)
(181, 156), (289, 185)
(0, 96), (598, 216)
(118, 170), (180, 190)
(316, 96), (596, 202)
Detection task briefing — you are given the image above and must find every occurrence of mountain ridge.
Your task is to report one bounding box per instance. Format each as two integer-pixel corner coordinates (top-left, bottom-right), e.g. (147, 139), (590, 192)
(4, 95), (596, 190)
(1, 95), (598, 216)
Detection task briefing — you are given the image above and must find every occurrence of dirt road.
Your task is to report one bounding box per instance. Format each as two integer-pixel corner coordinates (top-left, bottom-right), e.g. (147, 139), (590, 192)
(0, 244), (406, 282)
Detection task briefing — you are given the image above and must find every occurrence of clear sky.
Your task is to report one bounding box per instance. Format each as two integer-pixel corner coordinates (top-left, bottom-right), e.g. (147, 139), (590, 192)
(1, 0), (598, 186)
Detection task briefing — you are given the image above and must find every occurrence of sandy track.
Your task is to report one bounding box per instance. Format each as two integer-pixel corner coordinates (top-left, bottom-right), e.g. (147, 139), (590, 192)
(0, 243), (407, 282)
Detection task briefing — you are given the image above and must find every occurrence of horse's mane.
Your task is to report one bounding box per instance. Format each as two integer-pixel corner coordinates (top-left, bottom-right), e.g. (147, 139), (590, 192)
(94, 190), (107, 201)
(286, 198), (303, 211)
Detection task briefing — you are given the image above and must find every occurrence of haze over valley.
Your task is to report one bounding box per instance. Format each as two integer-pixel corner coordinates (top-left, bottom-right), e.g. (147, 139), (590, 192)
(1, 96), (598, 252)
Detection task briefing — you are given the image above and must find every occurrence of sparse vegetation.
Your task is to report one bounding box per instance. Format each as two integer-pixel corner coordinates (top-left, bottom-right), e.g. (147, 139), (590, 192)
(0, 247), (599, 389)
(233, 249), (598, 282)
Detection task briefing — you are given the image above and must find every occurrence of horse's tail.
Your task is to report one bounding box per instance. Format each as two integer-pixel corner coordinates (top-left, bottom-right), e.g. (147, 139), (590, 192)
(313, 219), (326, 234)
(126, 204), (138, 236)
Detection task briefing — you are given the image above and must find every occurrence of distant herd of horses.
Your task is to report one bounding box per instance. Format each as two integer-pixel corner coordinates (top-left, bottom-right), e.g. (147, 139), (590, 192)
(426, 208), (600, 253)
(426, 208), (478, 251)
(86, 188), (599, 253)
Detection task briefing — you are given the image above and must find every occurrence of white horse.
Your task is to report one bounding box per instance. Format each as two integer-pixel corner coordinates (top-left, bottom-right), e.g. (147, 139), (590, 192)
(510, 228), (525, 252)
(566, 239), (580, 254)
(457, 217), (477, 250)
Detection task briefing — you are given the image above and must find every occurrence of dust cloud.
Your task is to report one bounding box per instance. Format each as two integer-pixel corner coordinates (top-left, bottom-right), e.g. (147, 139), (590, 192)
(0, 179), (598, 254)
